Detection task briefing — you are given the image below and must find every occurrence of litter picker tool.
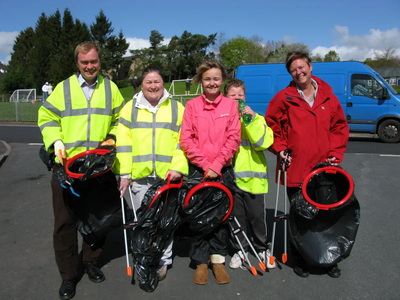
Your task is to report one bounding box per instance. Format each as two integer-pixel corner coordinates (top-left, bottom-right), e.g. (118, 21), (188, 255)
(270, 149), (291, 266)
(121, 188), (137, 277)
(228, 216), (266, 276)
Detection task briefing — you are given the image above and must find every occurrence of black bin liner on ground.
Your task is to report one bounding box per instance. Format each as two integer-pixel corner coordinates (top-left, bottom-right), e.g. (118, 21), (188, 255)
(289, 163), (361, 267)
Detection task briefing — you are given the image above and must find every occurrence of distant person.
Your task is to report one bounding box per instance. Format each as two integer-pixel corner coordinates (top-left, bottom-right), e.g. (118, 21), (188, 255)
(223, 79), (275, 270)
(38, 41), (125, 300)
(48, 83), (53, 95)
(42, 82), (49, 101)
(185, 76), (191, 95)
(131, 76), (140, 95)
(265, 51), (349, 278)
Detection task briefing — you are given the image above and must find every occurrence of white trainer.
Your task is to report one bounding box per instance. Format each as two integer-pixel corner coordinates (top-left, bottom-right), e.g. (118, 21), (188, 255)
(157, 265), (168, 281)
(229, 251), (246, 269)
(258, 249), (276, 269)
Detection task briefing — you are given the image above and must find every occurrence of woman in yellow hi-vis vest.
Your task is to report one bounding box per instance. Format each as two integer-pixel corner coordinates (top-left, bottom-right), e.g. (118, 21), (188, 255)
(114, 66), (188, 281)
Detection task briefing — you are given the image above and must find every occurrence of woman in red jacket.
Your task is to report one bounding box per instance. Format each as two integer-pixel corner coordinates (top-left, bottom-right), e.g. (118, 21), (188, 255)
(265, 51), (349, 278)
(180, 59), (241, 285)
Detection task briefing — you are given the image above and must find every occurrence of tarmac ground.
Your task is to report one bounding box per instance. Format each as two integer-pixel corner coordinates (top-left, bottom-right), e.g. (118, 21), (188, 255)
(0, 141), (399, 300)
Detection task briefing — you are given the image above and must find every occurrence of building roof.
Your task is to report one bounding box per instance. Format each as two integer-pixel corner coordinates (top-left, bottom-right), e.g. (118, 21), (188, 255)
(373, 67), (400, 78)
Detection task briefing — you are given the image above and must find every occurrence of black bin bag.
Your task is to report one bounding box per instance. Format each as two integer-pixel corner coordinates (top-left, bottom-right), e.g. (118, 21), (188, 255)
(130, 179), (181, 292)
(289, 163), (361, 267)
(176, 165), (234, 240)
(61, 146), (131, 246)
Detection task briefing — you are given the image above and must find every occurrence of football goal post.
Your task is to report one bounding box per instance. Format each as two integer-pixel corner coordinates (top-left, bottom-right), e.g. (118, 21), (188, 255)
(168, 79), (203, 96)
(9, 89), (37, 102)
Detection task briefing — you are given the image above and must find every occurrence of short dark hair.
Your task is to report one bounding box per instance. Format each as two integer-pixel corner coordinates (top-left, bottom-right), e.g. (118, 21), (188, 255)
(224, 78), (246, 95)
(285, 51), (312, 73)
(75, 41), (101, 64)
(192, 59), (228, 84)
(141, 66), (164, 83)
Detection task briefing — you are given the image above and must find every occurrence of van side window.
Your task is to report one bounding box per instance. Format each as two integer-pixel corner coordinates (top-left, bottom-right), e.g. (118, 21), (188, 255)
(351, 74), (384, 99)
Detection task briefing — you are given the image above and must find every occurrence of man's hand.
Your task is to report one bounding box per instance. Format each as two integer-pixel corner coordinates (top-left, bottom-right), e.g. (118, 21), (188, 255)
(54, 140), (66, 165)
(165, 170), (182, 181)
(205, 168), (218, 179)
(119, 178), (131, 196)
(100, 139), (115, 146)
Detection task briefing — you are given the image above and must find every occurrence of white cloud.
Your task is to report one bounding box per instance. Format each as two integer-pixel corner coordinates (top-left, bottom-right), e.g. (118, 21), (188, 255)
(312, 26), (400, 61)
(0, 31), (18, 64)
(125, 37), (171, 56)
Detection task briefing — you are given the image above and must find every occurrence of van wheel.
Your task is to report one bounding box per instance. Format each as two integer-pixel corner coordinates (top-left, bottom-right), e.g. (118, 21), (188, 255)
(378, 119), (400, 143)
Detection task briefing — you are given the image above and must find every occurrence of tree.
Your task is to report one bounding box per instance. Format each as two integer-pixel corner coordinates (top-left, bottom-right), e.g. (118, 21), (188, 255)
(365, 48), (400, 68)
(324, 50), (340, 62)
(90, 10), (129, 79)
(218, 36), (264, 75)
(267, 43), (311, 63)
(312, 53), (324, 62)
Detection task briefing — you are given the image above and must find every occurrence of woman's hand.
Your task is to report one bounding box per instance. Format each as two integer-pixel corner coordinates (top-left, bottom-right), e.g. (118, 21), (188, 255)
(205, 168), (218, 179)
(165, 170), (182, 181)
(327, 156), (340, 165)
(119, 178), (131, 196)
(279, 150), (292, 171)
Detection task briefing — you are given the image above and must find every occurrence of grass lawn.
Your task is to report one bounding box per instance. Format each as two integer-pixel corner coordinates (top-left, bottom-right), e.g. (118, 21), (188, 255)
(0, 101), (43, 122)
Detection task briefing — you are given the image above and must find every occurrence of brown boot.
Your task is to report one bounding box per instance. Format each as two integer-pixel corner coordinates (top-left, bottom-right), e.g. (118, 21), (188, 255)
(212, 263), (230, 284)
(193, 264), (208, 285)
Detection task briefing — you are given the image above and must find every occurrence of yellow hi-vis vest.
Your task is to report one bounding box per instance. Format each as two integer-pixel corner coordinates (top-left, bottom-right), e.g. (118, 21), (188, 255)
(114, 98), (188, 179)
(234, 113), (274, 194)
(38, 74), (125, 161)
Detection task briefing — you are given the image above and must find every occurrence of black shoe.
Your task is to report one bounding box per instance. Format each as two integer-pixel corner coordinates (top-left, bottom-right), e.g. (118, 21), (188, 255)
(327, 264), (341, 278)
(59, 279), (76, 300)
(293, 257), (309, 278)
(84, 262), (105, 283)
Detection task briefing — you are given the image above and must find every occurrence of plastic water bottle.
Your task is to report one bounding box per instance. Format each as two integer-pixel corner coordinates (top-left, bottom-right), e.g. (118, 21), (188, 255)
(238, 99), (252, 125)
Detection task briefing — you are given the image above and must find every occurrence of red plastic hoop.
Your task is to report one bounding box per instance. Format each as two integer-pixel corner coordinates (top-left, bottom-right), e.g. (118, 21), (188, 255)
(147, 175), (183, 210)
(183, 174), (233, 222)
(301, 166), (354, 210)
(65, 148), (113, 179)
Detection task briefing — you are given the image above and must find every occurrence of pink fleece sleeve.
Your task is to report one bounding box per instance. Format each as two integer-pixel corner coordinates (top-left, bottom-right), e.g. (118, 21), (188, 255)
(209, 101), (241, 174)
(179, 100), (211, 170)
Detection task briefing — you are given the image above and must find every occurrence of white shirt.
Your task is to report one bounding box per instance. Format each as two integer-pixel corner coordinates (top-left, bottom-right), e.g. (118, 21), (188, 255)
(77, 73), (98, 101)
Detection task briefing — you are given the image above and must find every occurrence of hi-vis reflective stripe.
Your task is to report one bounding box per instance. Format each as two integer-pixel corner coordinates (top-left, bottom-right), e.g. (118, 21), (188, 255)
(132, 154), (173, 163)
(240, 124), (267, 149)
(117, 145), (132, 153)
(39, 120), (61, 132)
(64, 140), (102, 150)
(128, 99), (180, 132)
(235, 171), (268, 179)
(62, 77), (112, 117)
(253, 124), (267, 149)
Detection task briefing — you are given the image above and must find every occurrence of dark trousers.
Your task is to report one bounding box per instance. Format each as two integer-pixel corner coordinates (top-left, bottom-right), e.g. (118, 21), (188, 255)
(51, 165), (103, 280)
(189, 224), (229, 264)
(286, 186), (302, 259)
(230, 185), (267, 252)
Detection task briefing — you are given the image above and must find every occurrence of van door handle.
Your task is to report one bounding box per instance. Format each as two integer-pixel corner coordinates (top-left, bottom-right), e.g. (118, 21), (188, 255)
(347, 102), (353, 107)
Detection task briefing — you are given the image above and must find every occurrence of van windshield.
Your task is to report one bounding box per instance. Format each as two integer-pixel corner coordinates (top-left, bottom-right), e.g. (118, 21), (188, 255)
(375, 72), (398, 95)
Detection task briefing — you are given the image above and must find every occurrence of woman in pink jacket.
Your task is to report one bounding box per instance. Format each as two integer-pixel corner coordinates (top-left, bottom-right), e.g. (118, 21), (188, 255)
(265, 51), (349, 279)
(180, 60), (241, 285)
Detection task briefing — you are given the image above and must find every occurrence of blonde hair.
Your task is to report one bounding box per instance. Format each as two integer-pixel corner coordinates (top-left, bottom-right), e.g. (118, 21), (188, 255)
(74, 41), (101, 64)
(192, 59), (228, 84)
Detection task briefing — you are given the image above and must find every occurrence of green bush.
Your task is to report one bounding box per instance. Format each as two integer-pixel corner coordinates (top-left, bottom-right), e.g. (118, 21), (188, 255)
(393, 85), (400, 93)
(115, 79), (130, 89)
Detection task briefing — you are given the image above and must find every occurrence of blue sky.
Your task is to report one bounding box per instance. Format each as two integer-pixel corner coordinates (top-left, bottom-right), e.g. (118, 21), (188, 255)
(1, 0), (400, 64)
